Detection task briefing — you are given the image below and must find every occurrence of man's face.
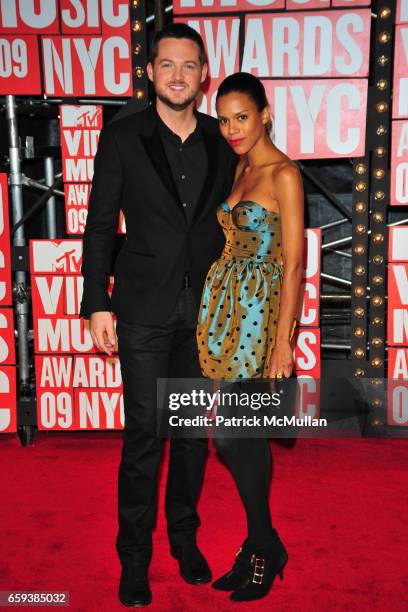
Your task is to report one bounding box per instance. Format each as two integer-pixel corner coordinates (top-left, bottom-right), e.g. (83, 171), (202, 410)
(147, 38), (207, 111)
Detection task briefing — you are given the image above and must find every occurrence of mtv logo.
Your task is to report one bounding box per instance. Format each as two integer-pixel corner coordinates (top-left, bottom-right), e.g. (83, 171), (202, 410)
(30, 240), (83, 275)
(60, 105), (103, 129)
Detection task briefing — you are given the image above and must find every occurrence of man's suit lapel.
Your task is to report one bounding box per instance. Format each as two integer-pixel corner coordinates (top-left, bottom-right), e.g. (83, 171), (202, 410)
(139, 109), (186, 222)
(140, 128), (186, 217)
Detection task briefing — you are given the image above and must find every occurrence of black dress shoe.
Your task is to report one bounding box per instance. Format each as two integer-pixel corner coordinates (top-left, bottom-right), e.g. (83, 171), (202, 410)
(171, 543), (212, 585)
(119, 565), (152, 607)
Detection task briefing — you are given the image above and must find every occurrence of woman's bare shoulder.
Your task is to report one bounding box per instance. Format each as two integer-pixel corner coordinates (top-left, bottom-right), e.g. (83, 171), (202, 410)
(271, 159), (301, 181)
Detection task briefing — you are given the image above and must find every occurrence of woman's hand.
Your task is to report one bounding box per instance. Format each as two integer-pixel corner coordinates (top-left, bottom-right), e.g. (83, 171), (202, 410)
(269, 340), (293, 379)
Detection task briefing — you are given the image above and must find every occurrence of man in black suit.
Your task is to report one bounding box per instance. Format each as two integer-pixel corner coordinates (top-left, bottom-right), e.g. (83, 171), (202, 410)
(80, 23), (236, 607)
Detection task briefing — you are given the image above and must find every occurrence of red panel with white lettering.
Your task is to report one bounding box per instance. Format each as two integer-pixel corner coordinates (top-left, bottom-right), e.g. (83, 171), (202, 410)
(387, 380), (408, 426)
(30, 240), (83, 275)
(30, 258), (115, 354)
(60, 105), (102, 183)
(287, 0), (329, 9)
(175, 15), (239, 118)
(174, 0), (284, 15)
(331, 0), (370, 6)
(0, 0), (59, 34)
(179, 13), (369, 158)
(393, 25), (408, 120)
(388, 226), (408, 262)
(243, 11), (370, 78)
(300, 229), (321, 327)
(64, 183), (91, 234)
(72, 355), (122, 388)
(41, 32), (132, 97)
(0, 35), (41, 94)
(35, 356), (75, 429)
(73, 388), (124, 430)
(391, 121), (408, 206)
(295, 377), (321, 420)
(0, 308), (15, 365)
(0, 366), (17, 433)
(37, 388), (76, 431)
(397, 0), (408, 25)
(31, 275), (113, 354)
(263, 79), (367, 159)
(64, 183), (126, 235)
(35, 355), (123, 430)
(293, 327), (321, 377)
(387, 263), (408, 346)
(388, 347), (408, 379)
(0, 174), (12, 306)
(35, 356), (74, 389)
(59, 0), (102, 34)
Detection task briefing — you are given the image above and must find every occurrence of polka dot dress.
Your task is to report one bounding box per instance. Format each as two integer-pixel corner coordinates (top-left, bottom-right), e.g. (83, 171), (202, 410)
(197, 201), (293, 380)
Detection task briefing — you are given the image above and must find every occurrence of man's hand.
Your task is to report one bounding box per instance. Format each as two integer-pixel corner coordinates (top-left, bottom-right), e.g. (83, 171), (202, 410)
(89, 311), (116, 356)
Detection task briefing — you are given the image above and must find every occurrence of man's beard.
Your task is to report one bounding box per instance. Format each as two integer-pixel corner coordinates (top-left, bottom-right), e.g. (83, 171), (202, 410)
(156, 90), (196, 111)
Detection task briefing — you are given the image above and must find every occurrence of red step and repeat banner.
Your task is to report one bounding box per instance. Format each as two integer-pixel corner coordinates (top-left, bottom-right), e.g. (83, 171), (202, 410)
(11, 0), (408, 429)
(0, 174), (16, 434)
(174, 1), (371, 159)
(60, 104), (126, 234)
(0, 0), (133, 97)
(30, 231), (320, 430)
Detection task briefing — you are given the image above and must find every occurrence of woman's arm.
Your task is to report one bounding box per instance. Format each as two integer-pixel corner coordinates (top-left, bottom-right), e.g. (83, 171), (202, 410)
(269, 163), (304, 378)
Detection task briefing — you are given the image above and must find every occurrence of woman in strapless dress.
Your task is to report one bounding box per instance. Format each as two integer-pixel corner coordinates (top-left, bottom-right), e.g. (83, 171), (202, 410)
(196, 73), (304, 602)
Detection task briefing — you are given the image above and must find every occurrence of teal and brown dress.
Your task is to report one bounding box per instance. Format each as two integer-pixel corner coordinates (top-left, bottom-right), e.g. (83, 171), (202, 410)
(197, 201), (294, 380)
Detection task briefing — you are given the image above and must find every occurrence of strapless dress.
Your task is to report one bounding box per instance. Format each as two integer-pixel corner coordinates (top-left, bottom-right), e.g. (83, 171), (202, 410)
(197, 201), (293, 380)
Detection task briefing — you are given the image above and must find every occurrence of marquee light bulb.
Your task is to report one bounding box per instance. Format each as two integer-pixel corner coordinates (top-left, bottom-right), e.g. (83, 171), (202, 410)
(355, 202), (366, 213)
(131, 20), (142, 32)
(377, 55), (389, 67)
(354, 286), (365, 297)
(355, 265), (365, 276)
(356, 181), (367, 192)
(378, 32), (390, 43)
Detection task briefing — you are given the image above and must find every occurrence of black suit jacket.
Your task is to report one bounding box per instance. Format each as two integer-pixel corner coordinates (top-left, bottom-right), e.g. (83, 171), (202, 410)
(80, 104), (237, 324)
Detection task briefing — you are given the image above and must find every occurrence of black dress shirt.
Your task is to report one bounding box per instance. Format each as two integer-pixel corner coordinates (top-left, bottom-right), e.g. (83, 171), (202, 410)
(156, 111), (208, 226)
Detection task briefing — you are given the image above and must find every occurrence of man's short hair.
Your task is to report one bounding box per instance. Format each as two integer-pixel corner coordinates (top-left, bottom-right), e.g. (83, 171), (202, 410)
(149, 22), (207, 66)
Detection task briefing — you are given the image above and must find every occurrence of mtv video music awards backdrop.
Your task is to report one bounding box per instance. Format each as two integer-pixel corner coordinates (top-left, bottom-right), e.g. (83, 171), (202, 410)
(0, 0), (408, 432)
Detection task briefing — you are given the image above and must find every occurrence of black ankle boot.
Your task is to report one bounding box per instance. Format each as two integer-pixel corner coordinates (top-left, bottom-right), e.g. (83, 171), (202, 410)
(212, 540), (252, 591)
(230, 529), (288, 602)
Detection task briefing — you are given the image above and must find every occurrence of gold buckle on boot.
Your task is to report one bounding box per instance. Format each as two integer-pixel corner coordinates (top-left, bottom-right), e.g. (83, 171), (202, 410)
(251, 555), (265, 584)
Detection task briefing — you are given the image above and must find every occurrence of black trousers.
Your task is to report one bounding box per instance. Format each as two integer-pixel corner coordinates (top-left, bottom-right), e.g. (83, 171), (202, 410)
(115, 288), (207, 567)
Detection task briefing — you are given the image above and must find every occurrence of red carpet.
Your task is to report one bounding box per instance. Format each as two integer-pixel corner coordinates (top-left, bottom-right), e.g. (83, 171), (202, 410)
(1, 434), (407, 611)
